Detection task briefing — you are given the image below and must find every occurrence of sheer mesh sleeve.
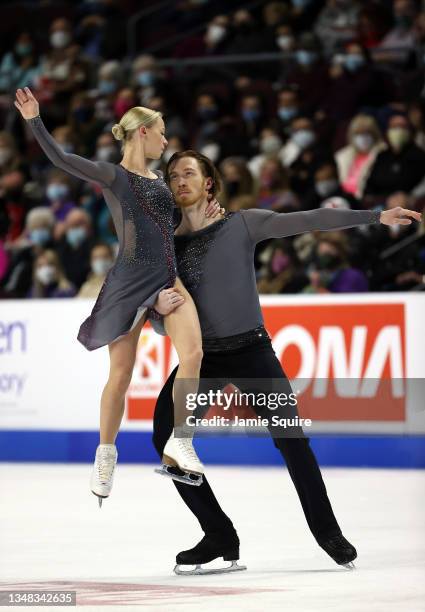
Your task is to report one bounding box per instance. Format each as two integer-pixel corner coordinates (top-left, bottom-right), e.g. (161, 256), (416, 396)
(240, 208), (381, 245)
(27, 116), (116, 188)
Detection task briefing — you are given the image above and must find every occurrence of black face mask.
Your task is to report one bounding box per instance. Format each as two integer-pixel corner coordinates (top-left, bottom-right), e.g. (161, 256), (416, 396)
(73, 107), (94, 123)
(225, 180), (240, 198)
(316, 253), (342, 270)
(197, 107), (218, 122)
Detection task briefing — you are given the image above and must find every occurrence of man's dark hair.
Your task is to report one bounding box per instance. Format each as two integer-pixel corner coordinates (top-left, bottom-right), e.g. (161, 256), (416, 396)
(165, 150), (223, 198)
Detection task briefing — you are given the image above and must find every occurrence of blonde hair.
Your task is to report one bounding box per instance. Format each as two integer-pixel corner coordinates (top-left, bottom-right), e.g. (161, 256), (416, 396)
(348, 114), (382, 144)
(111, 106), (162, 151)
(33, 249), (73, 296)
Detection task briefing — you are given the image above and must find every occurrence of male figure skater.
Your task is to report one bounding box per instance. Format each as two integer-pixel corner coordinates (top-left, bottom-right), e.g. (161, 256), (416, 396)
(152, 150), (421, 574)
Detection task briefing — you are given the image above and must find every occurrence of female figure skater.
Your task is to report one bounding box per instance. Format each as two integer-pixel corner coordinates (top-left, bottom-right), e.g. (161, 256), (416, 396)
(15, 87), (222, 506)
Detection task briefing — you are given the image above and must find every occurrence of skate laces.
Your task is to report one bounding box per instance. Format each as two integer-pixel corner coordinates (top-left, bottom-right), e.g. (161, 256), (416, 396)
(176, 438), (201, 463)
(96, 448), (116, 482)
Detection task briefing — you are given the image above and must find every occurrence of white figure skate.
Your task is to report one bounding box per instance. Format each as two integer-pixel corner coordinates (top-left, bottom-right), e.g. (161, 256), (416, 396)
(90, 444), (118, 507)
(155, 431), (204, 486)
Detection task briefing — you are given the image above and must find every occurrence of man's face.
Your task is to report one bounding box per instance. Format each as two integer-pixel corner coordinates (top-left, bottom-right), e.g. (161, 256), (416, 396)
(168, 157), (212, 208)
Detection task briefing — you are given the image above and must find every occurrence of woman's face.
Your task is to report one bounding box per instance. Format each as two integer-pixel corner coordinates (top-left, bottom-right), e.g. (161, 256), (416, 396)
(142, 117), (168, 160)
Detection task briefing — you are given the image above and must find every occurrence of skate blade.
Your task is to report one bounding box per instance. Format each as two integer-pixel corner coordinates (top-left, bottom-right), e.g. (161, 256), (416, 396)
(174, 560), (247, 575)
(342, 561), (356, 570)
(91, 491), (108, 508)
(154, 465), (203, 487)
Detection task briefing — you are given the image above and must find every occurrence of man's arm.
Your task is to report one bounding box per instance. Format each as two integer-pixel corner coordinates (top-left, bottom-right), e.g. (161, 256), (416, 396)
(240, 208), (381, 244)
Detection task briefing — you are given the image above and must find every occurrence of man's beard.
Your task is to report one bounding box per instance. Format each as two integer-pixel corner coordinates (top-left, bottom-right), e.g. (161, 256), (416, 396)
(174, 193), (202, 208)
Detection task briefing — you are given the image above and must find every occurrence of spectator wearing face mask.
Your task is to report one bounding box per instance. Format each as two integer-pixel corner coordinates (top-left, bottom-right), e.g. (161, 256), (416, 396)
(56, 208), (94, 289)
(315, 0), (360, 53)
(51, 125), (77, 155)
(78, 243), (115, 298)
(274, 23), (296, 55)
(44, 170), (76, 230)
(257, 158), (300, 212)
(1, 207), (56, 297)
(28, 249), (76, 298)
(257, 239), (309, 294)
(0, 32), (40, 93)
(204, 15), (231, 54)
(273, 87), (301, 136)
(335, 114), (386, 199)
(146, 95), (185, 141)
(131, 55), (167, 107)
(364, 114), (425, 205)
(96, 60), (121, 98)
(225, 9), (271, 57)
(219, 157), (256, 207)
(377, 0), (418, 58)
(93, 132), (119, 164)
(68, 92), (105, 156)
(303, 232), (369, 293)
(75, 13), (107, 61)
(323, 42), (389, 124)
(280, 116), (332, 197)
(191, 93), (221, 150)
(237, 94), (266, 156)
(303, 162), (360, 211)
(248, 127), (283, 178)
(285, 33), (329, 114)
(38, 18), (89, 123)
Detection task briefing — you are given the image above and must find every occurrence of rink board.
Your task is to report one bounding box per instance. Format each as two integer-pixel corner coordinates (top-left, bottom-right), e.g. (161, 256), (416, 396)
(1, 294), (424, 466)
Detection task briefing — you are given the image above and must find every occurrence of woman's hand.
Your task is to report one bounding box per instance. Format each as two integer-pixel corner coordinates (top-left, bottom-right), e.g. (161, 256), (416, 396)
(154, 288), (185, 315)
(205, 195), (225, 218)
(380, 207), (422, 226)
(14, 87), (40, 120)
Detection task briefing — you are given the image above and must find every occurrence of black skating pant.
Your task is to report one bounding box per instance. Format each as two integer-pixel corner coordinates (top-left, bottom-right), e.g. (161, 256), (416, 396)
(152, 338), (342, 543)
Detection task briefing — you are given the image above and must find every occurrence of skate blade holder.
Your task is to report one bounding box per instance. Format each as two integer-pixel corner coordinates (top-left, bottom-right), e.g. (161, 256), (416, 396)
(154, 464), (203, 487)
(174, 560), (247, 575)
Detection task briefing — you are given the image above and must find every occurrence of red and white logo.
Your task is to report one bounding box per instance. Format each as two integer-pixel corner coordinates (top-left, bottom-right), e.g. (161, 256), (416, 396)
(126, 302), (406, 423)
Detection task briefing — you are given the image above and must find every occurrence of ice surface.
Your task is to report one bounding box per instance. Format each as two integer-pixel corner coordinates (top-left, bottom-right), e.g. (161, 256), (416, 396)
(0, 464), (424, 611)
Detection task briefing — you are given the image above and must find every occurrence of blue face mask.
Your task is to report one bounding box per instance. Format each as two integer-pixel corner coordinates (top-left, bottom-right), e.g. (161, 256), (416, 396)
(30, 228), (51, 246)
(295, 50), (316, 66)
(15, 43), (32, 56)
(291, 0), (311, 8)
(98, 80), (117, 95)
(344, 54), (365, 72)
(46, 183), (69, 201)
(242, 108), (260, 122)
(137, 71), (154, 87)
(278, 107), (298, 122)
(197, 106), (218, 121)
(66, 226), (87, 248)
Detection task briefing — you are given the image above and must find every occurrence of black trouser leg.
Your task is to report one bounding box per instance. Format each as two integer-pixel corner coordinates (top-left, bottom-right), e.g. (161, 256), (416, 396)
(197, 341), (342, 541)
(152, 367), (237, 539)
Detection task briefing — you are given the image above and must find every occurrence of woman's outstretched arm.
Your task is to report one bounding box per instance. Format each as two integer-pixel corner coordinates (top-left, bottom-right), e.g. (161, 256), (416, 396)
(15, 87), (115, 188)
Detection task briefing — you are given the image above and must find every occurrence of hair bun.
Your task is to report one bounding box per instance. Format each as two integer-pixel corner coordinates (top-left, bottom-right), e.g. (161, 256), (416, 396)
(112, 123), (125, 141)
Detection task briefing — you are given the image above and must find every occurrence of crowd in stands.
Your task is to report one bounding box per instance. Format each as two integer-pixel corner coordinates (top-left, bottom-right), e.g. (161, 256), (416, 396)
(0, 0), (425, 300)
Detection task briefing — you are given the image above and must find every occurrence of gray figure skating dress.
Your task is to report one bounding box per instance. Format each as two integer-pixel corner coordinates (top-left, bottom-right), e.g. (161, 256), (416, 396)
(27, 116), (177, 351)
